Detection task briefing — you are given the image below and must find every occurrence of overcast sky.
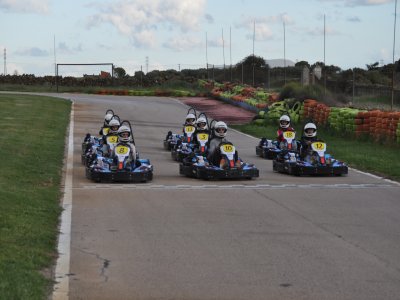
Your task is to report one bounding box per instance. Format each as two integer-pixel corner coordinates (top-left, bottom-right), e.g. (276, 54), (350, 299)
(0, 0), (397, 76)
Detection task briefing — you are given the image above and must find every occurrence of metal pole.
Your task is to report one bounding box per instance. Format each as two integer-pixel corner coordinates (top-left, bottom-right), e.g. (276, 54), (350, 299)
(206, 32), (209, 79)
(230, 26), (232, 82)
(56, 64), (58, 92)
(324, 14), (326, 95)
(140, 65), (143, 86)
(283, 22), (286, 85)
(222, 28), (225, 80)
(352, 68), (355, 103)
(241, 63), (244, 84)
(252, 20), (255, 86)
(391, 0), (398, 110)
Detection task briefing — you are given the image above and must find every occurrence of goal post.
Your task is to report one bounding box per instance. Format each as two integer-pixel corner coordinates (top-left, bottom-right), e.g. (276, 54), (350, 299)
(56, 63), (114, 92)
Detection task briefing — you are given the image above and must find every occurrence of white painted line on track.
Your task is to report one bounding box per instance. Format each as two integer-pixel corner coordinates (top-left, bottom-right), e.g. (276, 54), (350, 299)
(52, 101), (74, 300)
(349, 167), (400, 186)
(74, 183), (397, 191)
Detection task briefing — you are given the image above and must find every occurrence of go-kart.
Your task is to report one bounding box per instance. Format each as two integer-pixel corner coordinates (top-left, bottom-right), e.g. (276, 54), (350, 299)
(179, 142), (259, 180)
(273, 140), (348, 176)
(163, 131), (181, 150)
(171, 124), (196, 162)
(86, 142), (153, 183)
(163, 107), (197, 151)
(256, 131), (298, 159)
(81, 133), (102, 166)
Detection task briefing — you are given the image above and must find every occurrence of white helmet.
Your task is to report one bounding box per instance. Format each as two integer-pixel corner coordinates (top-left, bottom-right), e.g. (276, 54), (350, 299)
(104, 113), (113, 125)
(108, 118), (120, 134)
(279, 115), (291, 129)
(214, 121), (227, 138)
(185, 113), (196, 125)
(117, 125), (131, 142)
(196, 117), (208, 130)
(304, 122), (317, 138)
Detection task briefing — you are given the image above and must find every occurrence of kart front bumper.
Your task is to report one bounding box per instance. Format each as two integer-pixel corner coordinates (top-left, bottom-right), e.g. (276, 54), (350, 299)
(180, 164), (259, 180)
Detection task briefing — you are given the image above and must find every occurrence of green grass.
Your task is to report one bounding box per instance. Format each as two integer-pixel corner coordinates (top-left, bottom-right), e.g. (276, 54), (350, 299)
(0, 94), (71, 299)
(232, 122), (400, 182)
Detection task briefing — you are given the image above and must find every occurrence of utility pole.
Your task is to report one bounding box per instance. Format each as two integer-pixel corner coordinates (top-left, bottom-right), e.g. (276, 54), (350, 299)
(230, 26), (232, 82)
(252, 20), (255, 86)
(3, 48), (6, 76)
(283, 22), (286, 85)
(324, 14), (326, 95)
(206, 32), (209, 79)
(222, 28), (225, 80)
(391, 0), (398, 110)
(145, 56), (149, 74)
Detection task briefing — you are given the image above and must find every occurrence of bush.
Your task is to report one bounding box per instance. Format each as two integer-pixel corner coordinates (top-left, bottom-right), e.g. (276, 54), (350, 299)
(279, 82), (325, 102)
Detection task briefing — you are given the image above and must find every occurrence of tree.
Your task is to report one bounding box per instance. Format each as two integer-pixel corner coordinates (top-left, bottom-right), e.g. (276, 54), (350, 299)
(295, 61), (310, 69)
(366, 62), (379, 71)
(114, 67), (127, 78)
(237, 55), (268, 68)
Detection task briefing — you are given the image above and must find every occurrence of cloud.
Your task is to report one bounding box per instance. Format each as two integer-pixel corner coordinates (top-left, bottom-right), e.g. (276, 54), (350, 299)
(235, 14), (294, 41)
(0, 0), (49, 13)
(15, 47), (49, 57)
(318, 0), (392, 6)
(87, 0), (206, 48)
(57, 42), (83, 55)
(245, 23), (273, 41)
(163, 35), (202, 51)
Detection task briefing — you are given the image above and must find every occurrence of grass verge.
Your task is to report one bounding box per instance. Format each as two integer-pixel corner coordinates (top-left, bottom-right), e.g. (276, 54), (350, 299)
(231, 123), (400, 182)
(0, 94), (71, 299)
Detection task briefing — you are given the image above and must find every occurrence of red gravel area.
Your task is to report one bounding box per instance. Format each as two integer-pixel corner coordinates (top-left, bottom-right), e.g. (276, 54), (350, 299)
(180, 97), (256, 125)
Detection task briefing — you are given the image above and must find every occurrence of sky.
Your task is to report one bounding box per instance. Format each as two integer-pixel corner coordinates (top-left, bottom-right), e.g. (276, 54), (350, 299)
(0, 0), (398, 76)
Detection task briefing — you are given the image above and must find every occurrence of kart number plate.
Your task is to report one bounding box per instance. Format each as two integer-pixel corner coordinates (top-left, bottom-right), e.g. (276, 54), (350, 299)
(311, 142), (326, 151)
(197, 133), (209, 141)
(283, 131), (295, 139)
(185, 126), (195, 133)
(107, 135), (118, 143)
(102, 128), (110, 135)
(115, 145), (129, 154)
(221, 144), (235, 154)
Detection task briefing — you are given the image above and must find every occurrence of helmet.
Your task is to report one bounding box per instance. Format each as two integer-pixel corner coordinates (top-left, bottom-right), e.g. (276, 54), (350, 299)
(214, 121), (227, 138)
(104, 113), (113, 125)
(185, 113), (196, 125)
(304, 122), (317, 137)
(108, 118), (120, 134)
(279, 115), (291, 129)
(117, 125), (131, 142)
(196, 117), (208, 130)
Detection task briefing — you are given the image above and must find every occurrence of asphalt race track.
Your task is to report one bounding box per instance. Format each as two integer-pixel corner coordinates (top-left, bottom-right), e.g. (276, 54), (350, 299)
(52, 94), (400, 300)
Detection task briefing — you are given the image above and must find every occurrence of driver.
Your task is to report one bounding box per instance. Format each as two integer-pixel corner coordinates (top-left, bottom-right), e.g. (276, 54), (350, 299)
(277, 115), (295, 143)
(207, 121), (240, 168)
(299, 122), (318, 159)
(192, 116), (210, 153)
(101, 118), (120, 156)
(111, 125), (139, 168)
(99, 112), (114, 136)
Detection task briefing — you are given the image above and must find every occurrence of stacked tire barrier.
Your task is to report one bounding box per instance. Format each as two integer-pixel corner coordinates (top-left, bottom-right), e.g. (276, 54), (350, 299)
(397, 117), (400, 143)
(262, 100), (302, 125)
(202, 81), (400, 144)
(326, 107), (361, 135)
(300, 99), (331, 126)
(355, 110), (400, 142)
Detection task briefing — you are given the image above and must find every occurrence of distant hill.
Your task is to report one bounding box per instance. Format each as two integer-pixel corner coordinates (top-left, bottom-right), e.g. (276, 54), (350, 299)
(266, 59), (295, 68)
